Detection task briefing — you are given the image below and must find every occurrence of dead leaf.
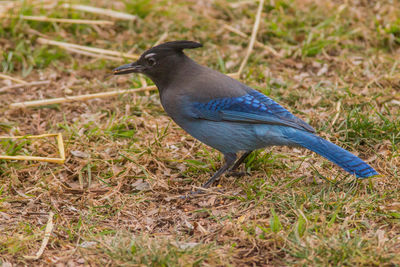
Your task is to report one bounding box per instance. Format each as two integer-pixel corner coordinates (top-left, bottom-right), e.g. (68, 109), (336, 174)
(70, 150), (89, 158)
(131, 179), (150, 191)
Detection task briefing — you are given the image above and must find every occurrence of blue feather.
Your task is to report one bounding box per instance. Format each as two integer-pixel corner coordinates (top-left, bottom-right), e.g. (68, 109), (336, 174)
(282, 129), (378, 178)
(192, 89), (315, 132)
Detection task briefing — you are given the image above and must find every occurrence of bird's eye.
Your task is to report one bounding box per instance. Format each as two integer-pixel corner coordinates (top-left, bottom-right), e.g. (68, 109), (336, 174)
(147, 57), (156, 66)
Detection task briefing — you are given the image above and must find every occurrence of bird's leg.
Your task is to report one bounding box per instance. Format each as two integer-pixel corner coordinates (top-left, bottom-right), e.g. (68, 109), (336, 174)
(230, 151), (253, 171)
(227, 151), (253, 177)
(201, 153), (237, 188)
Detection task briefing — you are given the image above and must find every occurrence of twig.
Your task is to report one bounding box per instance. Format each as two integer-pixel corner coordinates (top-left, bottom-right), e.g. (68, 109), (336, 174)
(331, 100), (341, 126)
(61, 4), (137, 21)
(0, 133), (66, 164)
(227, 72), (240, 79)
(0, 133), (60, 139)
(0, 80), (50, 93)
(63, 46), (124, 61)
(26, 28), (49, 38)
(37, 38), (138, 60)
(237, 0), (265, 76)
(0, 73), (27, 84)
(10, 86), (157, 108)
(0, 155), (64, 164)
(223, 24), (279, 56)
(154, 32), (169, 46)
(223, 24), (248, 38)
(57, 133), (65, 164)
(0, 0), (56, 15)
(23, 211), (54, 260)
(0, 14), (114, 25)
(229, 0), (258, 8)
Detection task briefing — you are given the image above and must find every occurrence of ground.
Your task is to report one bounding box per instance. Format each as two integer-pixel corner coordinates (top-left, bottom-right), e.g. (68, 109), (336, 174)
(0, 0), (399, 266)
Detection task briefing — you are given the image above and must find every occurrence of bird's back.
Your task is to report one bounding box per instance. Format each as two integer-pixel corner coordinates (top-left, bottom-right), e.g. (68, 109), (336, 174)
(166, 59), (248, 99)
(161, 57), (314, 133)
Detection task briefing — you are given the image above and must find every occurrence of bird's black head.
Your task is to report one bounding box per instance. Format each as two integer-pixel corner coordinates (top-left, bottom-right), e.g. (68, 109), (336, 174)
(113, 41), (202, 81)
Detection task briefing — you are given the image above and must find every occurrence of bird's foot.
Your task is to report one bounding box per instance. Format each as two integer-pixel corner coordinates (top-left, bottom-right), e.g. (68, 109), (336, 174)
(179, 189), (205, 199)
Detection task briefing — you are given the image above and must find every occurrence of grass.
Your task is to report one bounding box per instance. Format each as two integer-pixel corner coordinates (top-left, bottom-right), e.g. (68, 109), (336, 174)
(0, 0), (399, 266)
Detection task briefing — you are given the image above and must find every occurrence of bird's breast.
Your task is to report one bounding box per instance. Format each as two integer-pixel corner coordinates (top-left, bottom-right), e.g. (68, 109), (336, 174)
(159, 90), (194, 122)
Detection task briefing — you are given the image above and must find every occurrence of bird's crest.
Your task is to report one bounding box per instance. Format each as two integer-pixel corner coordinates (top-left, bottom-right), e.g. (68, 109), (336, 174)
(146, 40), (202, 54)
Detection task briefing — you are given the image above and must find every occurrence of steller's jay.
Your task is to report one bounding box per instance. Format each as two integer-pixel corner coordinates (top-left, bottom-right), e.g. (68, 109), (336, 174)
(113, 41), (378, 188)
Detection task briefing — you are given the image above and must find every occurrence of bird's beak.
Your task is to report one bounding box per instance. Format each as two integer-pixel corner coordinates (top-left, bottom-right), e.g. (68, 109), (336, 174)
(112, 61), (143, 75)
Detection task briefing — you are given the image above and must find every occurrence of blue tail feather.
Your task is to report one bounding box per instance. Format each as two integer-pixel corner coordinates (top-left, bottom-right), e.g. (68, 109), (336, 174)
(284, 130), (379, 178)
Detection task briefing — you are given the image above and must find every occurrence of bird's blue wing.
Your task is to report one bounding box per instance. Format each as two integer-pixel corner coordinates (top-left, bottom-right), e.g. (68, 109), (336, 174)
(191, 89), (315, 133)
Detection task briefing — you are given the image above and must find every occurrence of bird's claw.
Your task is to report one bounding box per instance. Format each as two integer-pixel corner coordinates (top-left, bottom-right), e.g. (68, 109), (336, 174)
(179, 189), (206, 199)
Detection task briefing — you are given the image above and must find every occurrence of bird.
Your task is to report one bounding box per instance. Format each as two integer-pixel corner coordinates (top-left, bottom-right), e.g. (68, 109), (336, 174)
(113, 40), (379, 188)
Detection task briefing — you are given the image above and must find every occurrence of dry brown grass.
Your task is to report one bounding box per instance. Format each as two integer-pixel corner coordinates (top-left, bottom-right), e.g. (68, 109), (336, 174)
(0, 0), (399, 266)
